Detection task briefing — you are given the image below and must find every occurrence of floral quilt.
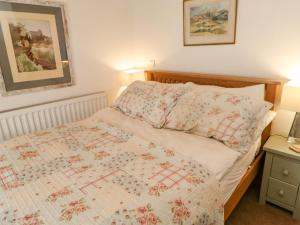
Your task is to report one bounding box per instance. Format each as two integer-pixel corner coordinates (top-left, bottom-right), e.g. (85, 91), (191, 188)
(0, 114), (224, 225)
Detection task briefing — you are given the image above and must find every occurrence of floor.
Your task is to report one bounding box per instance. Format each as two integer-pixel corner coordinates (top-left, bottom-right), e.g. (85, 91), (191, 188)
(226, 182), (300, 225)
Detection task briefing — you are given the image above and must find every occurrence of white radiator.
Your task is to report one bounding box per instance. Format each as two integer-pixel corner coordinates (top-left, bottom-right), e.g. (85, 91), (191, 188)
(0, 92), (108, 142)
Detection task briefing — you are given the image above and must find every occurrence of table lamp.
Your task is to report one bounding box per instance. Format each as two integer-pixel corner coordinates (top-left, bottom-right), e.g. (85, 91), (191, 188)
(280, 81), (300, 143)
(123, 67), (144, 74)
(123, 67), (145, 84)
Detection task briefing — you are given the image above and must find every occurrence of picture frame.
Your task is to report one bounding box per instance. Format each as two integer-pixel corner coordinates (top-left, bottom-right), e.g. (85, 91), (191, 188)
(0, 0), (73, 96)
(288, 112), (300, 144)
(183, 0), (238, 46)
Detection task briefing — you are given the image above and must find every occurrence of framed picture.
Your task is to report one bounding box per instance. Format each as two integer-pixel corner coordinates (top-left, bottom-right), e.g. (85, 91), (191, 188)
(288, 113), (300, 144)
(0, 0), (73, 96)
(183, 0), (238, 46)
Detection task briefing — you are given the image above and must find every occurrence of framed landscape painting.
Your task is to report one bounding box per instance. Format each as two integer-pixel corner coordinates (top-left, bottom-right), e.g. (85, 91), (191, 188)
(0, 0), (73, 96)
(183, 0), (238, 46)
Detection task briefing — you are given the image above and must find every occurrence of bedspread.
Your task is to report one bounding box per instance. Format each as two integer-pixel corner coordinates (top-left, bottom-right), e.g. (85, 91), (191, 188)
(0, 114), (224, 225)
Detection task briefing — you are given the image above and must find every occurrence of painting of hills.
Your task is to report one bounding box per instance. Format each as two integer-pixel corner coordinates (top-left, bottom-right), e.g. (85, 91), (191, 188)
(8, 19), (57, 73)
(190, 1), (229, 36)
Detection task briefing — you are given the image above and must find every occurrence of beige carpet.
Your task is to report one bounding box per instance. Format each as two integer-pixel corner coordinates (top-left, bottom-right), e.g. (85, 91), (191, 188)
(226, 183), (300, 225)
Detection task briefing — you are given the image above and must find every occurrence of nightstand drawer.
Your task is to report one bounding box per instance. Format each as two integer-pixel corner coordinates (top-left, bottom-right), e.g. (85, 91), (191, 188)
(271, 156), (300, 186)
(267, 178), (298, 206)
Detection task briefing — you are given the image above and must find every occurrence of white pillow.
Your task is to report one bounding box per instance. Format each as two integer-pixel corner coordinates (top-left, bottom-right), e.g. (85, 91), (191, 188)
(252, 111), (277, 141)
(250, 111), (276, 156)
(187, 82), (265, 100)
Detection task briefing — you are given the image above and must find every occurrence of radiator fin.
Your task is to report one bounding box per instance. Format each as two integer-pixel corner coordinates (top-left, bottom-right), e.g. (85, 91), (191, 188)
(0, 92), (107, 142)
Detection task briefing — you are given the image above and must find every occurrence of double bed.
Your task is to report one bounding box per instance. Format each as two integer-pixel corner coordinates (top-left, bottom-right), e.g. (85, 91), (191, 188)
(145, 70), (284, 220)
(0, 70), (284, 225)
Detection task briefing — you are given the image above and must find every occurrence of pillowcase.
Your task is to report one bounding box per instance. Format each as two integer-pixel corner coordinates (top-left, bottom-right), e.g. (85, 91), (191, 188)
(164, 91), (202, 131)
(187, 82), (265, 100)
(251, 111), (276, 156)
(114, 81), (187, 128)
(252, 110), (277, 141)
(165, 83), (266, 131)
(165, 90), (272, 150)
(114, 80), (156, 116)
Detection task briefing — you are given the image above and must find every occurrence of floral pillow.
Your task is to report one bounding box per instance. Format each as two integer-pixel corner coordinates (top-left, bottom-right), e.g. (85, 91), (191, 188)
(114, 81), (187, 128)
(165, 90), (272, 150)
(164, 91), (202, 131)
(114, 80), (156, 116)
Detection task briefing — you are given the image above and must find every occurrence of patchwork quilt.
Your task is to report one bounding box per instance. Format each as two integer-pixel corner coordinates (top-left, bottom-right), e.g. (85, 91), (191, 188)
(0, 114), (224, 225)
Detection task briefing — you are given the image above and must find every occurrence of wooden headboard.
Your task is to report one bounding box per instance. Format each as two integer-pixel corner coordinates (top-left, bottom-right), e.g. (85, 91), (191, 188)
(145, 70), (286, 144)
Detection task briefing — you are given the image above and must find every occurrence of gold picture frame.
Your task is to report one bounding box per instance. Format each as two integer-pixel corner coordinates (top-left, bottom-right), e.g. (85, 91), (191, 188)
(183, 0), (238, 46)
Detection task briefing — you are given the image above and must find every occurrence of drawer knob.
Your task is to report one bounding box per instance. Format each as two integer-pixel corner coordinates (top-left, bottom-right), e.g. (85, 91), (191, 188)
(282, 169), (289, 176)
(278, 190), (285, 197)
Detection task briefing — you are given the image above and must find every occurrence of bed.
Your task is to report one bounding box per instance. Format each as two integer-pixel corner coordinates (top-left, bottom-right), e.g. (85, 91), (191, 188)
(0, 71), (284, 225)
(145, 70), (285, 220)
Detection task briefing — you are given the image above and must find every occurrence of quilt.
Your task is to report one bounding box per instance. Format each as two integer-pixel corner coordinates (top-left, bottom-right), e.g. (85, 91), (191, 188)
(0, 113), (224, 225)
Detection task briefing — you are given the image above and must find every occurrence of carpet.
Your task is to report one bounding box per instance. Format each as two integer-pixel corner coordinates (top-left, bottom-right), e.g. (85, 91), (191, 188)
(226, 183), (300, 225)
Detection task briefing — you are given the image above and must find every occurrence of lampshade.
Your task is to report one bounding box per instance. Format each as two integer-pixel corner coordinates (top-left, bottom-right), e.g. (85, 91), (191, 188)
(280, 81), (300, 112)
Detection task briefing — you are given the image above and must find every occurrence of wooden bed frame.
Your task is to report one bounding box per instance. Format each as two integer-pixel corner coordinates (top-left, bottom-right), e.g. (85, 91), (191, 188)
(145, 70), (285, 221)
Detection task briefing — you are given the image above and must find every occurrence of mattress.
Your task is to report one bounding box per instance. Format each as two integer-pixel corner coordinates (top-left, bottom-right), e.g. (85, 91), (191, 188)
(96, 108), (260, 202)
(220, 138), (261, 202)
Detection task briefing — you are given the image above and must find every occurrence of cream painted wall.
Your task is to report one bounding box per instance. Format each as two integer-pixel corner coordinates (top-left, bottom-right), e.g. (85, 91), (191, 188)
(1, 0), (299, 136)
(131, 0), (300, 81)
(0, 0), (134, 112)
(130, 0), (300, 136)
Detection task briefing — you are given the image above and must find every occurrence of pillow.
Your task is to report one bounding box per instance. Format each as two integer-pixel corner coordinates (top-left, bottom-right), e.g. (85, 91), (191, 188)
(164, 91), (203, 131)
(114, 80), (156, 120)
(250, 111), (276, 156)
(165, 90), (272, 150)
(252, 110), (277, 141)
(114, 81), (187, 128)
(187, 82), (265, 100)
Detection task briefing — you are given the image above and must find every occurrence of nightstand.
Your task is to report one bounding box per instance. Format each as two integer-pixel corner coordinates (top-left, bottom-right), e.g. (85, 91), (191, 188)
(259, 135), (300, 219)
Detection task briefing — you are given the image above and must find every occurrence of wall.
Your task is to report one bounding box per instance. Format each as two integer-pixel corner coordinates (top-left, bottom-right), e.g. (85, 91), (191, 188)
(2, 0), (300, 135)
(131, 0), (300, 81)
(0, 0), (134, 112)
(130, 0), (300, 136)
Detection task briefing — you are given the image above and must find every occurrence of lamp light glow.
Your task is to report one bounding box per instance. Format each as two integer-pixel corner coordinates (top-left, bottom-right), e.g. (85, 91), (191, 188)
(286, 80), (300, 88)
(123, 67), (144, 74)
(280, 81), (300, 112)
(281, 80), (300, 144)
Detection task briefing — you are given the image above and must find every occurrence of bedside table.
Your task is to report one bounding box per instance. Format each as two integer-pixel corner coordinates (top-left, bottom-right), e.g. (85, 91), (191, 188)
(259, 135), (300, 219)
